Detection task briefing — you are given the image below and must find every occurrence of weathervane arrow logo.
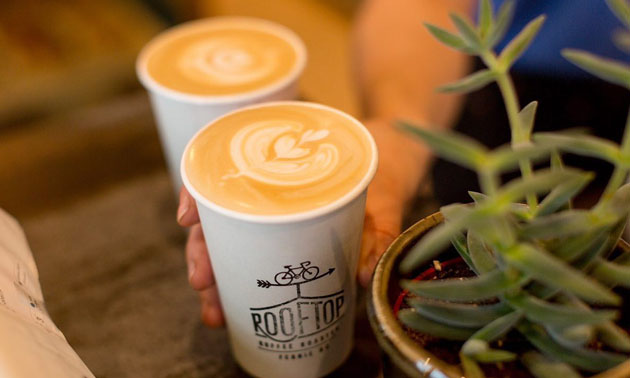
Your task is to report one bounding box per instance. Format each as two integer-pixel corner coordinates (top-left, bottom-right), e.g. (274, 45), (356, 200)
(256, 264), (335, 289)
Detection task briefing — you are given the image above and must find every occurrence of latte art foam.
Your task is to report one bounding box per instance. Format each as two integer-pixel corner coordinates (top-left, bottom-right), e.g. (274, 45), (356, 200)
(179, 39), (278, 86)
(142, 18), (302, 96)
(184, 103), (375, 216)
(224, 121), (338, 186)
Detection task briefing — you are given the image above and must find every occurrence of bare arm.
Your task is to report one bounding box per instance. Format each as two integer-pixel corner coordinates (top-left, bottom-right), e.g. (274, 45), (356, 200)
(353, 0), (475, 284)
(354, 0), (474, 128)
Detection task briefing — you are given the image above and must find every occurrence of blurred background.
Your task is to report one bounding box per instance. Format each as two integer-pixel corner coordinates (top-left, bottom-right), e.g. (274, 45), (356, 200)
(0, 1), (383, 377)
(1, 0), (363, 217)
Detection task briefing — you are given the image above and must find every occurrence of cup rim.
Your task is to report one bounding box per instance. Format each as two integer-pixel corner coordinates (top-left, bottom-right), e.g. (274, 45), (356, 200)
(136, 16), (307, 104)
(181, 101), (378, 224)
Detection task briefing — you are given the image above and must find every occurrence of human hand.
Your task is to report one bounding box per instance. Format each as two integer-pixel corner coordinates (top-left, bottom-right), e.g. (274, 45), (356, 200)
(177, 188), (225, 328)
(357, 118), (429, 286)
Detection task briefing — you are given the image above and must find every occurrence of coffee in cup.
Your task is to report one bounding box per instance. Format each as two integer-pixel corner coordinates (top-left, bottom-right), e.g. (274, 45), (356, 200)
(184, 102), (374, 215)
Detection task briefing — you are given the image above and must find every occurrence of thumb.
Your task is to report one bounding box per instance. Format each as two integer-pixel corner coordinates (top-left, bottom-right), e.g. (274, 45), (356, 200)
(358, 212), (400, 287)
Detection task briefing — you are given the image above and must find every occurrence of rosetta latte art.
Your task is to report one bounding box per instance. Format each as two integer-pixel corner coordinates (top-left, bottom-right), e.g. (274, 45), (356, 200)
(224, 121), (339, 186)
(179, 39), (278, 86)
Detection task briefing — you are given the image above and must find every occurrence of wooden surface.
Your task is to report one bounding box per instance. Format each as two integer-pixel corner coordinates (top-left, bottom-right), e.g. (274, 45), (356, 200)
(0, 0), (164, 125)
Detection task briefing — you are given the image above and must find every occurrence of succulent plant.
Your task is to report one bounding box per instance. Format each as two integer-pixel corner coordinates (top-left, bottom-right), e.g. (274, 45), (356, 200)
(397, 0), (630, 377)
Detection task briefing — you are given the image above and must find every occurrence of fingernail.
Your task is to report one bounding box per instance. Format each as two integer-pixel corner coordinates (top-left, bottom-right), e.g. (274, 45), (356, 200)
(188, 259), (196, 281)
(177, 195), (189, 223)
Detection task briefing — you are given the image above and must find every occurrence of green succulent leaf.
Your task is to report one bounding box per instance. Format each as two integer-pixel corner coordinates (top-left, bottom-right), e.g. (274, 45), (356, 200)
(574, 220), (626, 268)
(503, 243), (620, 305)
(598, 321), (630, 352)
(398, 309), (476, 340)
(450, 232), (478, 274)
(474, 349), (518, 363)
(551, 150), (564, 170)
(546, 323), (594, 349)
(547, 229), (608, 262)
(402, 268), (524, 302)
(614, 249), (630, 265)
(591, 258), (630, 288)
(520, 209), (616, 240)
(562, 49), (630, 88)
(460, 353), (486, 378)
(606, 0), (630, 28)
(450, 13), (482, 51)
(521, 352), (582, 378)
(440, 202), (469, 221)
(468, 191), (488, 203)
(399, 205), (477, 273)
(525, 282), (558, 302)
(463, 339), (517, 363)
(613, 30), (630, 53)
(469, 310), (523, 342)
(510, 204), (533, 220)
(486, 142), (553, 173)
(478, 0), (493, 40)
(424, 23), (469, 52)
(468, 231), (497, 273)
(438, 69), (497, 94)
(468, 215), (517, 252)
(497, 169), (589, 205)
(398, 121), (488, 170)
(518, 321), (628, 372)
(534, 132), (621, 163)
(401, 123), (490, 169)
(535, 174), (592, 217)
(487, 0), (515, 48)
(506, 292), (617, 326)
(602, 183), (630, 218)
(498, 15), (546, 70)
(407, 298), (510, 328)
(469, 192), (530, 219)
(519, 101), (538, 137)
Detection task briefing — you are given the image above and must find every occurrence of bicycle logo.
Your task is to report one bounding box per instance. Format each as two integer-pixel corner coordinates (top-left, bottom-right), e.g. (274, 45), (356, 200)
(257, 261), (334, 289)
(274, 261), (319, 285)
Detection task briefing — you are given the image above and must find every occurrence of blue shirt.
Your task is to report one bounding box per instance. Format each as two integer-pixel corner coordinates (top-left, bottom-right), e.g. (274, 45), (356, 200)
(493, 0), (629, 77)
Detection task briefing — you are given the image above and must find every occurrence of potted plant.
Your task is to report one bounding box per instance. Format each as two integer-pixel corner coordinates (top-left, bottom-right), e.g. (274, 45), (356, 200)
(367, 0), (630, 377)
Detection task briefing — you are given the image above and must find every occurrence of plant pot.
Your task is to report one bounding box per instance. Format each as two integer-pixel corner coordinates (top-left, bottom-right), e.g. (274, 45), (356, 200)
(367, 212), (630, 378)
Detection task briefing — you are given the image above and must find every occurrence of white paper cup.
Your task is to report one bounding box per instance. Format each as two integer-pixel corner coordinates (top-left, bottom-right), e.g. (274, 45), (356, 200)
(137, 17), (307, 190)
(181, 102), (378, 378)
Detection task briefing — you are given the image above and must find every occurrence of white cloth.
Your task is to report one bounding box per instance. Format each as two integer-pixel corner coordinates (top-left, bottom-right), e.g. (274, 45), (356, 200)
(0, 209), (94, 378)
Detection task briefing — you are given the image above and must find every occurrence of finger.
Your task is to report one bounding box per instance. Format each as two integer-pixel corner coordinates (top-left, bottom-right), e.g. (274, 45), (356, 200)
(358, 229), (397, 287)
(186, 224), (215, 290)
(177, 186), (200, 226)
(199, 286), (225, 328)
(358, 214), (377, 285)
(358, 214), (398, 287)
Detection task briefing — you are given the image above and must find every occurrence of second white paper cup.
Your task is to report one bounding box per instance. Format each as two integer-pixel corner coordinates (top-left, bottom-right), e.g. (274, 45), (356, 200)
(137, 17), (307, 190)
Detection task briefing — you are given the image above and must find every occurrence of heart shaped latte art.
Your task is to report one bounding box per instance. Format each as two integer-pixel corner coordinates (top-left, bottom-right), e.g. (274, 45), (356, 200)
(224, 121), (339, 186)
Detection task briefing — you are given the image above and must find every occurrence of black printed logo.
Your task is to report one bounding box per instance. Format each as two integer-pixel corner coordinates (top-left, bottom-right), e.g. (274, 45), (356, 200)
(250, 261), (344, 360)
